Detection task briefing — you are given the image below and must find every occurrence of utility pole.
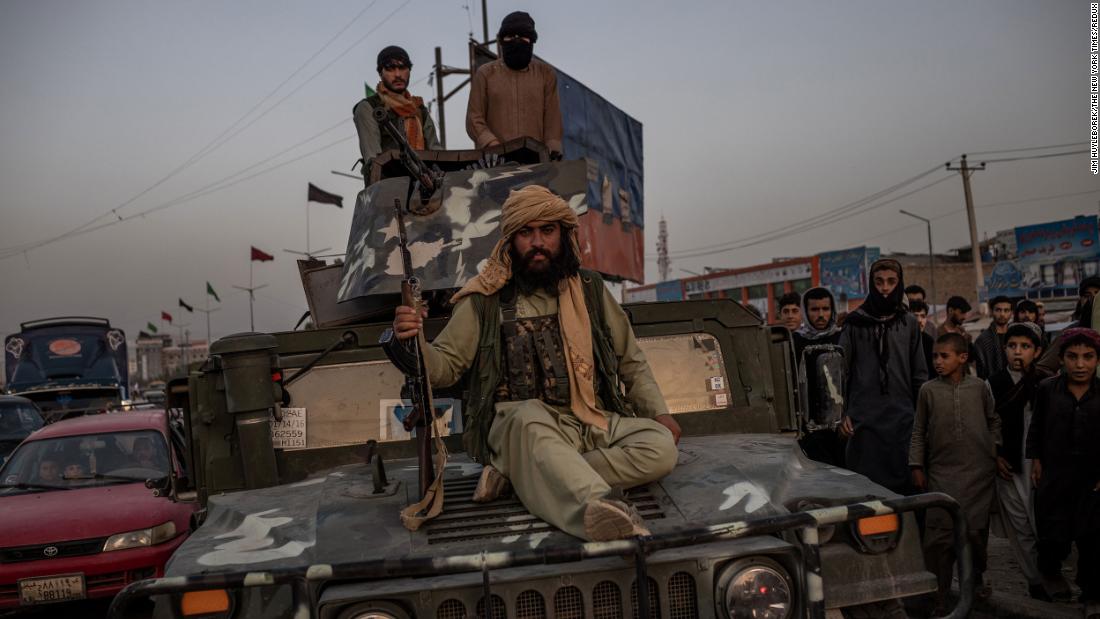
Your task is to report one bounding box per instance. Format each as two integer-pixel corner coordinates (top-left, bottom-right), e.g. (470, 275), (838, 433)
(900, 209), (936, 313)
(946, 155), (987, 313)
(432, 0), (488, 147)
(657, 216), (670, 282)
(482, 0), (489, 42)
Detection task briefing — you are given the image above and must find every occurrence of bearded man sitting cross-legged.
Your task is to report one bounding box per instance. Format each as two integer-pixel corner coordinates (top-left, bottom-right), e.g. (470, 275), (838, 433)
(386, 185), (680, 541)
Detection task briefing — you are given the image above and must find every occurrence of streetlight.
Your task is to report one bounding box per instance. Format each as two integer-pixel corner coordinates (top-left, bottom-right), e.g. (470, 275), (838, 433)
(899, 209), (936, 313)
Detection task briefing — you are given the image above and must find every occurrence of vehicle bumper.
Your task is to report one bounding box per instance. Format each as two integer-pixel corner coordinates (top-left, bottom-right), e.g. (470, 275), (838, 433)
(0, 533), (188, 609)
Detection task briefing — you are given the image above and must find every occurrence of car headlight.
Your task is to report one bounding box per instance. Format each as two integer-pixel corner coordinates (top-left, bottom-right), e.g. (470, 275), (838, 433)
(340, 601), (407, 619)
(103, 521), (177, 552)
(715, 557), (793, 619)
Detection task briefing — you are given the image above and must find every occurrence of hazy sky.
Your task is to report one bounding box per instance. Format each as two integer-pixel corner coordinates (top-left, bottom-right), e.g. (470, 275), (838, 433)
(1, 0), (1097, 345)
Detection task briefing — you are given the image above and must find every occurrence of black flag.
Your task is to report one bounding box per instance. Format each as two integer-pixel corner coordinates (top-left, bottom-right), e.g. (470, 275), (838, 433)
(308, 183), (343, 208)
(179, 298), (194, 312)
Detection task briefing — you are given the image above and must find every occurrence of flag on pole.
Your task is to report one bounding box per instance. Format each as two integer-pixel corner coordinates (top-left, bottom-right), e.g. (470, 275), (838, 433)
(139, 331), (151, 339)
(251, 246), (274, 262)
(162, 311), (173, 323)
(147, 322), (158, 333)
(179, 298), (194, 312)
(308, 183), (343, 208)
(206, 281), (221, 302)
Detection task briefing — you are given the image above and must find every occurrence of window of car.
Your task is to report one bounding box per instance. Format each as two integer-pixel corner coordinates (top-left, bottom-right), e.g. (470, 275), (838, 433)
(0, 403), (44, 438)
(0, 429), (170, 495)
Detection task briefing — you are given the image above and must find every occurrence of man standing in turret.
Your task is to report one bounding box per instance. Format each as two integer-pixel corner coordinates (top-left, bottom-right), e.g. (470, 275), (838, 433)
(353, 45), (441, 165)
(466, 12), (563, 159)
(386, 185), (679, 541)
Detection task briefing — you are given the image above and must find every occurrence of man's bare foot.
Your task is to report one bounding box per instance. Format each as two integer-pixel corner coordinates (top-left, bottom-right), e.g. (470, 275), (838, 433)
(583, 498), (650, 541)
(472, 465), (510, 503)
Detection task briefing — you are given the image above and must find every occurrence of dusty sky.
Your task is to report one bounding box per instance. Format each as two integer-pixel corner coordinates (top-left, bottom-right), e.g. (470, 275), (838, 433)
(1, 0), (1097, 345)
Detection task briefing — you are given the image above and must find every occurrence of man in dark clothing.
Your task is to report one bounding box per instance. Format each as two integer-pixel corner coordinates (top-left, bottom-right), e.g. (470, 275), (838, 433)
(910, 300), (935, 375)
(839, 259), (928, 493)
(1036, 279), (1100, 374)
(1026, 328), (1100, 611)
(353, 45), (441, 165)
(906, 284), (937, 338)
(941, 295), (971, 338)
(794, 287), (845, 466)
(988, 322), (1052, 601)
(974, 295), (1013, 379)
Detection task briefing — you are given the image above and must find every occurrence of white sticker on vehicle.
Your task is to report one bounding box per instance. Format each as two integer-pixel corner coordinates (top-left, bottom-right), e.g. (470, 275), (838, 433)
(708, 376), (725, 391)
(271, 407), (307, 449)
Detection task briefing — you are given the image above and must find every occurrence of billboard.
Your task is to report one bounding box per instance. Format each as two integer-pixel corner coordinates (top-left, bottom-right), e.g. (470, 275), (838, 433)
(817, 246), (880, 302)
(985, 215), (1100, 297)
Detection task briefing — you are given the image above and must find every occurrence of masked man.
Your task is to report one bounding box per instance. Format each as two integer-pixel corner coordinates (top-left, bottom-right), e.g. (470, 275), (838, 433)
(387, 185), (679, 541)
(465, 12), (563, 158)
(354, 45), (441, 164)
(838, 259), (928, 493)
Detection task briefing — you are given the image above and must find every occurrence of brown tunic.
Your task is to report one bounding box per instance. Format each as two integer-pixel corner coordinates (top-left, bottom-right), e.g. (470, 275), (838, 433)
(465, 58), (563, 152)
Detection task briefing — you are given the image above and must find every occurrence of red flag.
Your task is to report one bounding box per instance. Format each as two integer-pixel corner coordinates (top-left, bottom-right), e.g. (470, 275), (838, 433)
(307, 183), (343, 208)
(250, 246), (274, 262)
(161, 311), (173, 323)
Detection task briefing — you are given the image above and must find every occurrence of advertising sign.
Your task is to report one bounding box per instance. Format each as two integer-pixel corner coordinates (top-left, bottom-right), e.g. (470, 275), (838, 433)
(986, 216), (1100, 296)
(818, 246), (880, 301)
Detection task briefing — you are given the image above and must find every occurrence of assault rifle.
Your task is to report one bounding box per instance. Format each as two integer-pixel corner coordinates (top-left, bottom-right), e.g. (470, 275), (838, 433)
(372, 106), (444, 205)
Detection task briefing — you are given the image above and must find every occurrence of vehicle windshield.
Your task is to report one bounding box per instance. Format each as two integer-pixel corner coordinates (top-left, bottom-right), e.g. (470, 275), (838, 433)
(0, 429), (169, 495)
(0, 403), (43, 440)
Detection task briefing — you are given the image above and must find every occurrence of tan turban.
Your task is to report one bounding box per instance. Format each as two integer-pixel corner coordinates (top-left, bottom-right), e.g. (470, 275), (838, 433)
(451, 185), (607, 430)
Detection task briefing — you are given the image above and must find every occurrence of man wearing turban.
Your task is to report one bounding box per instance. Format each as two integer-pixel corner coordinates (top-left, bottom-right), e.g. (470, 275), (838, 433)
(388, 185), (679, 541)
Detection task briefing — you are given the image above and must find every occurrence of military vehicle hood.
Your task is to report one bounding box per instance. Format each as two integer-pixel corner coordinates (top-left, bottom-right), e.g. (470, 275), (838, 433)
(165, 434), (892, 576)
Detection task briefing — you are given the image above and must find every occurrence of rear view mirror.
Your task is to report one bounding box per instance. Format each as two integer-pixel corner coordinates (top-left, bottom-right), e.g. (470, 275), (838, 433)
(798, 344), (845, 431)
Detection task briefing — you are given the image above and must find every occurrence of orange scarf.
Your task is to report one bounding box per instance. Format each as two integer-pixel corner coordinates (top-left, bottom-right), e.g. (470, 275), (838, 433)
(376, 82), (425, 149)
(451, 186), (608, 430)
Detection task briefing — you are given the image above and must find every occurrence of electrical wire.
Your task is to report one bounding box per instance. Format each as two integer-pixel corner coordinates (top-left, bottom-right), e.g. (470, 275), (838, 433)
(967, 141), (1086, 156)
(974, 149), (1088, 164)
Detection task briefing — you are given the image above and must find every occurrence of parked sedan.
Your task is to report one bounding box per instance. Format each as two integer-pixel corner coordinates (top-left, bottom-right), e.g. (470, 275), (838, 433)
(0, 411), (197, 610)
(0, 395), (44, 467)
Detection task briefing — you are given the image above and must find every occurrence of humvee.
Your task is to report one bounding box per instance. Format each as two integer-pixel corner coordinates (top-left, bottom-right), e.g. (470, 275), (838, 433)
(106, 224), (972, 619)
(109, 81), (971, 616)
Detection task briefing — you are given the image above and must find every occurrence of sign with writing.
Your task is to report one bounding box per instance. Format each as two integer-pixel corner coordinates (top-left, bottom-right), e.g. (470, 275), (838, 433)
(270, 407), (307, 449)
(818, 246), (880, 301)
(1015, 216), (1099, 265)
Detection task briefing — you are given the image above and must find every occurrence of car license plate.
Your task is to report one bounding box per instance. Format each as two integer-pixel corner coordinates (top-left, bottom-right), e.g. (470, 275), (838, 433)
(18, 573), (85, 605)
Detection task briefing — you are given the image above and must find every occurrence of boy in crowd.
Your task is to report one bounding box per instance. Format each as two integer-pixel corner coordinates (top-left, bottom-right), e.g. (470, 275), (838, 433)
(905, 284), (937, 338)
(777, 291), (802, 332)
(1014, 299), (1039, 324)
(975, 296), (1014, 379)
(988, 322), (1051, 601)
(1026, 328), (1100, 611)
(910, 300), (935, 375)
(910, 332), (1000, 611)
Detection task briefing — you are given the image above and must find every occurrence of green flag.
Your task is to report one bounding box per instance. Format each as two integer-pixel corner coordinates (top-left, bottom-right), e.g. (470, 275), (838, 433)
(146, 322), (158, 333)
(206, 281), (220, 302)
(364, 82), (376, 98)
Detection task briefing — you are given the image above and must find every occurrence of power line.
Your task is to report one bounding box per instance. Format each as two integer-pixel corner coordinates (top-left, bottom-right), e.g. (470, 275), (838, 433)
(975, 149), (1088, 164)
(27, 0), (384, 252)
(1, 118), (351, 256)
(967, 141), (1086, 156)
(0, 134), (355, 261)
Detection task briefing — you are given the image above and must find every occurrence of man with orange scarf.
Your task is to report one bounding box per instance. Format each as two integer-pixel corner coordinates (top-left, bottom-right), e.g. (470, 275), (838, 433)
(387, 185), (679, 541)
(353, 45), (440, 165)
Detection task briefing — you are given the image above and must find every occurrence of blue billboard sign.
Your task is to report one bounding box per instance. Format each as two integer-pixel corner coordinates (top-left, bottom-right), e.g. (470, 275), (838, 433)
(818, 246), (880, 301)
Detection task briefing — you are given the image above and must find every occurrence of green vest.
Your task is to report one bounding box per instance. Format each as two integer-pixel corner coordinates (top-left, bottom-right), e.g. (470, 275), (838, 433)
(462, 269), (632, 462)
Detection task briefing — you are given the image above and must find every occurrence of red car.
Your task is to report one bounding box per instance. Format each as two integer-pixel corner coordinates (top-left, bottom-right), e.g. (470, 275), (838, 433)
(0, 411), (197, 609)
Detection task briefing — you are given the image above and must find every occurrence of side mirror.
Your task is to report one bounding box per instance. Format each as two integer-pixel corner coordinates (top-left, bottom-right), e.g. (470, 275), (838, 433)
(798, 344), (845, 431)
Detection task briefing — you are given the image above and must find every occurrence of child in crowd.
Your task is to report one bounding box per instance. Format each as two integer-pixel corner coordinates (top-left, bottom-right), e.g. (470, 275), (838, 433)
(910, 332), (1000, 613)
(987, 322), (1051, 601)
(1026, 328), (1100, 613)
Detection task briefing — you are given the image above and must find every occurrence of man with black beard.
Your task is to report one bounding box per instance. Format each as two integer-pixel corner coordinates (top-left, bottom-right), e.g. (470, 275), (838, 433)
(388, 185), (678, 541)
(466, 12), (563, 158)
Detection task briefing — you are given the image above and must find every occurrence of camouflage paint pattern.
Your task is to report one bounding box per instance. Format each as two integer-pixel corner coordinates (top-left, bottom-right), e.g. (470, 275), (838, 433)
(338, 159), (589, 300)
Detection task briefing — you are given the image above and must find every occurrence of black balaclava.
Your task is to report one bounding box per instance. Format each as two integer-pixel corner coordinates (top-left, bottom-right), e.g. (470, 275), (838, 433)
(498, 11), (536, 70)
(861, 258), (906, 319)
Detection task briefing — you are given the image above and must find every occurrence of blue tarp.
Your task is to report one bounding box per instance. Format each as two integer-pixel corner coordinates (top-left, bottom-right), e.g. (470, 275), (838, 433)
(556, 69), (644, 227)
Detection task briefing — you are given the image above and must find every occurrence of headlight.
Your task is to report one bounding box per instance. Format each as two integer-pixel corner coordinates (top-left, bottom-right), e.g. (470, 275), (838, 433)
(850, 513), (901, 554)
(340, 601), (407, 619)
(716, 557), (793, 619)
(103, 521), (177, 552)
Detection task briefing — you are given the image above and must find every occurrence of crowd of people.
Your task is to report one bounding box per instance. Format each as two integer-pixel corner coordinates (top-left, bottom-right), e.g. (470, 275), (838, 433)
(781, 262), (1100, 617)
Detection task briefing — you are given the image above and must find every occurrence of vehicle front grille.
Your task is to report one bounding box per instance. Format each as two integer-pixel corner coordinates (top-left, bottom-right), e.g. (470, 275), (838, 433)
(430, 571), (699, 619)
(0, 536), (106, 563)
(426, 478), (666, 545)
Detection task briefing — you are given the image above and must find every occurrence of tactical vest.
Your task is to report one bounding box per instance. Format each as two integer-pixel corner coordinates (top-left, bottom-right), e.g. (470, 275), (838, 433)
(363, 94), (430, 152)
(496, 312), (571, 406)
(463, 270), (632, 463)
